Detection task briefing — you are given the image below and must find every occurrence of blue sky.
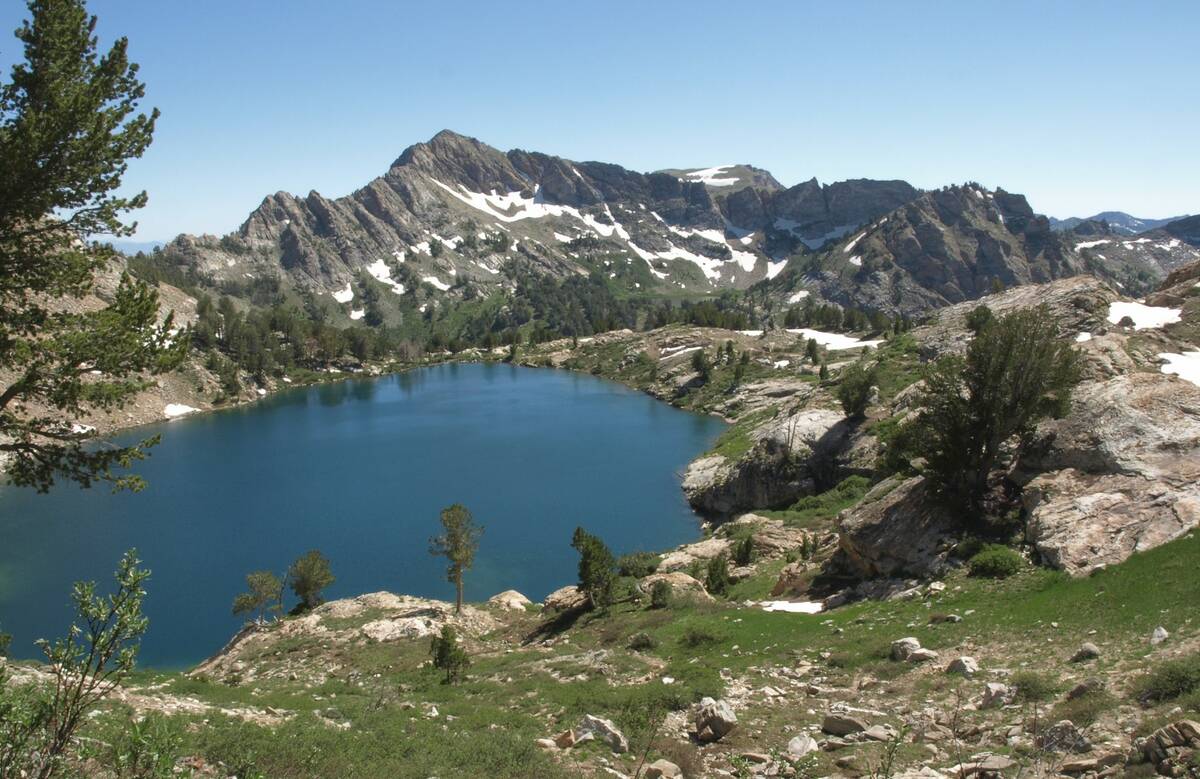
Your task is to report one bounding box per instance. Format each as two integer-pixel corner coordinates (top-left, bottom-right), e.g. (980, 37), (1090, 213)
(2, 1), (1196, 240)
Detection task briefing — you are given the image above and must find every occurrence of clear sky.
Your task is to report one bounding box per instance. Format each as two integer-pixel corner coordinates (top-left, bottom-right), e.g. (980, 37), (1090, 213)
(2, 1), (1196, 240)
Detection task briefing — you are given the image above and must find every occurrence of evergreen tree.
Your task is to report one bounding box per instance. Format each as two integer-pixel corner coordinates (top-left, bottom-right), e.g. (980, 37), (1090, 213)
(287, 550), (334, 613)
(0, 0), (187, 492)
(571, 527), (616, 610)
(232, 570), (283, 624)
(914, 305), (1082, 513)
(805, 338), (821, 364)
(429, 503), (483, 614)
(429, 625), (469, 684)
(836, 361), (877, 418)
(704, 554), (731, 597)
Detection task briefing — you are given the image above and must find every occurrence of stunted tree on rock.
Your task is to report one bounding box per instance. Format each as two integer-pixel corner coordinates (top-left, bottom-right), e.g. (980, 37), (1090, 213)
(287, 550), (334, 613)
(912, 305), (1081, 514)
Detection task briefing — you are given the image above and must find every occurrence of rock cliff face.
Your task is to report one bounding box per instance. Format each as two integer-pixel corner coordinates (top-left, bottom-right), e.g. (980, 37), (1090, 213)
(1016, 373), (1200, 575)
(682, 409), (848, 517)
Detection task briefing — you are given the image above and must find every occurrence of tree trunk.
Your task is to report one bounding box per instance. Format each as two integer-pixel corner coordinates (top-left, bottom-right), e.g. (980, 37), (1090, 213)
(455, 570), (463, 614)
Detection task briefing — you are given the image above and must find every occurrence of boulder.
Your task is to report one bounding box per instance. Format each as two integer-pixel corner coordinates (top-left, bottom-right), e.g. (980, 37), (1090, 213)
(1037, 720), (1092, 754)
(891, 637), (922, 661)
(1152, 625), (1170, 645)
(644, 759), (683, 779)
(576, 714), (628, 753)
(946, 656), (980, 677)
(835, 477), (959, 579)
(543, 585), (588, 613)
(635, 572), (712, 602)
(1018, 373), (1200, 575)
(980, 682), (1012, 709)
(822, 713), (869, 736)
(487, 590), (532, 611)
(694, 697), (738, 742)
(1069, 642), (1101, 662)
(908, 648), (939, 663)
(787, 734), (819, 758)
(864, 724), (898, 742)
(1066, 678), (1105, 701)
(657, 535), (731, 572)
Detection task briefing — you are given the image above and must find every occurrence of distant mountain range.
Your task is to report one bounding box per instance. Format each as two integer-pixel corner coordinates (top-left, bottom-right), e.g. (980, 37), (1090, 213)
(1049, 211), (1191, 235)
(146, 130), (1196, 322)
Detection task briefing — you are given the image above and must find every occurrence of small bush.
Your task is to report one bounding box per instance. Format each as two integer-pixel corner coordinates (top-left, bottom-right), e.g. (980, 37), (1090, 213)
(650, 580), (673, 609)
(967, 544), (1023, 578)
(1051, 689), (1116, 727)
(617, 551), (660, 579)
(704, 555), (731, 597)
(837, 362), (877, 418)
(1011, 671), (1059, 703)
(680, 627), (721, 648)
(628, 632), (657, 651)
(1135, 652), (1200, 703)
(965, 305), (995, 335)
(732, 536), (755, 567)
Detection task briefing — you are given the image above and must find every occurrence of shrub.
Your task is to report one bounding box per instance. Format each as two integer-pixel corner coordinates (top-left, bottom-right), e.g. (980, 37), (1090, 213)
(967, 545), (1023, 578)
(617, 551), (660, 579)
(704, 555), (731, 597)
(1051, 689), (1116, 727)
(837, 361), (877, 418)
(0, 629), (10, 658)
(429, 625), (469, 684)
(732, 536), (755, 567)
(965, 304), (995, 335)
(629, 632), (657, 651)
(680, 627), (721, 648)
(1011, 671), (1059, 703)
(650, 580), (673, 610)
(1135, 652), (1200, 703)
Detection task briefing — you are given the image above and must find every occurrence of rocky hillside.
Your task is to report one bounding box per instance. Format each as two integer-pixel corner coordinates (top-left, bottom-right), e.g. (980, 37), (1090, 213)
(1049, 211), (1191, 235)
(763, 185), (1118, 316)
(1066, 215), (1200, 290)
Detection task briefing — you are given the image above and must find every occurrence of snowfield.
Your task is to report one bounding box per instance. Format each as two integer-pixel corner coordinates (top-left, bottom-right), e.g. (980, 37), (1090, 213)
(164, 403), (198, 419)
(786, 328), (884, 350)
(1106, 301), (1181, 330)
(759, 600), (823, 614)
(681, 165), (739, 187)
(331, 283), (354, 303)
(1159, 351), (1200, 387)
(366, 259), (405, 294)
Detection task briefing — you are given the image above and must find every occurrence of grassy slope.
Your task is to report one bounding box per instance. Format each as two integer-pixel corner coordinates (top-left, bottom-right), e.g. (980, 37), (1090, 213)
(50, 526), (1197, 778)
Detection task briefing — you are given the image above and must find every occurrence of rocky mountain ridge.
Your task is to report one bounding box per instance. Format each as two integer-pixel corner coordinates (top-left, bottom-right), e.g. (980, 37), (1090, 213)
(145, 131), (1160, 326)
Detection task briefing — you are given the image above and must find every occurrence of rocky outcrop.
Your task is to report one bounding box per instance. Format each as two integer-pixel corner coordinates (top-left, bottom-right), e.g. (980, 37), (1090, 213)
(682, 408), (848, 516)
(635, 572), (712, 602)
(542, 585), (588, 613)
(834, 477), (959, 579)
(1017, 373), (1200, 575)
(487, 590), (532, 611)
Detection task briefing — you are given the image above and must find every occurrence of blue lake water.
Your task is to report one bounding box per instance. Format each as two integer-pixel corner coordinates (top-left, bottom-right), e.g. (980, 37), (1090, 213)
(0, 363), (725, 668)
